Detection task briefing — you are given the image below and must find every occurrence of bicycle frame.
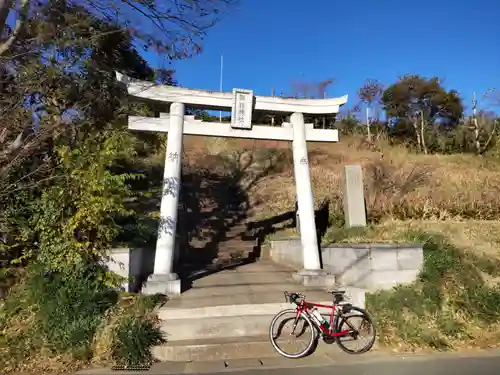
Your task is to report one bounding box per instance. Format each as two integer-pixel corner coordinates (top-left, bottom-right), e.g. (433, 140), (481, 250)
(295, 300), (350, 337)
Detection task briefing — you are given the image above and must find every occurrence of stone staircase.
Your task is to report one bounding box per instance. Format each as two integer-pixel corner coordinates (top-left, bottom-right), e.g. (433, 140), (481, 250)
(180, 214), (261, 278)
(211, 222), (258, 266)
(153, 260), (366, 362)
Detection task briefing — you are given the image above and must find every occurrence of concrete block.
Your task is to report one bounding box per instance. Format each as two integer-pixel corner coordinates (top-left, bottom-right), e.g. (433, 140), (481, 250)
(397, 246), (424, 271)
(338, 255), (371, 287)
(269, 239), (302, 270)
(370, 247), (399, 272)
(269, 238), (422, 291)
(345, 287), (366, 308)
(143, 273), (181, 295)
(321, 245), (371, 287)
(322, 245), (370, 276)
(292, 269), (336, 288)
(107, 247), (156, 292)
(106, 248), (130, 291)
(343, 165), (367, 228)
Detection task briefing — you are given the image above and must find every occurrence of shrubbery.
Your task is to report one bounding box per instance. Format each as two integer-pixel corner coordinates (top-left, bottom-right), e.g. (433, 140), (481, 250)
(0, 263), (166, 373)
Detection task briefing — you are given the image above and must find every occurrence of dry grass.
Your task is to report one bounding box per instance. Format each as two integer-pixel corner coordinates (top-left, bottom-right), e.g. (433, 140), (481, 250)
(326, 219), (500, 254)
(181, 134), (500, 223)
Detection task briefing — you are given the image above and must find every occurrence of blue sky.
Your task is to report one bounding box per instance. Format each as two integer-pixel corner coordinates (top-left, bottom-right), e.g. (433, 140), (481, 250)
(145, 0), (499, 114)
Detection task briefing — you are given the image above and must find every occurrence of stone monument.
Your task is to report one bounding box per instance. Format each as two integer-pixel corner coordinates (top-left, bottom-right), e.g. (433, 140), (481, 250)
(116, 72), (348, 294)
(343, 165), (367, 227)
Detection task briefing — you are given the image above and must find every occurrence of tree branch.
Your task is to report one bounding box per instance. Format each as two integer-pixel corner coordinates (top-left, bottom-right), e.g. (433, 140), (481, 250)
(0, 0), (29, 57)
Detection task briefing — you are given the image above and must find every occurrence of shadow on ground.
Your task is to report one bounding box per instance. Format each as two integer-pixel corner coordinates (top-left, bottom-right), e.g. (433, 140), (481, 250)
(115, 149), (292, 292)
(247, 197), (331, 258)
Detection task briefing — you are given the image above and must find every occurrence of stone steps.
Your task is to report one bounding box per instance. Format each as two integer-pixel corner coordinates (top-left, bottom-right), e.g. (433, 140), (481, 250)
(208, 224), (258, 265)
(172, 283), (302, 298)
(155, 260), (366, 363)
(153, 335), (345, 362)
(162, 291), (329, 310)
(159, 296), (365, 342)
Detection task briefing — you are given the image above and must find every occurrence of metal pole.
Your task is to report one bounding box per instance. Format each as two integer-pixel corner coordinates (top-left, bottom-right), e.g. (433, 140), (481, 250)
(219, 55), (223, 122)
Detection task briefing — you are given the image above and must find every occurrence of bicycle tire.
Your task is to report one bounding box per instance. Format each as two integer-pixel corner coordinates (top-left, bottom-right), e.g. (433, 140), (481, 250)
(269, 308), (316, 359)
(334, 306), (376, 354)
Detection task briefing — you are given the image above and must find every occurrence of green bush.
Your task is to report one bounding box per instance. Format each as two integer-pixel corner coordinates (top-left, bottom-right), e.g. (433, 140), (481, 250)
(112, 314), (165, 366)
(27, 264), (119, 357)
(0, 264), (166, 373)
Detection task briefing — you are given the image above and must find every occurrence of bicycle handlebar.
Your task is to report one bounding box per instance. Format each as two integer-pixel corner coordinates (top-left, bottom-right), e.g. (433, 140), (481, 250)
(284, 291), (304, 305)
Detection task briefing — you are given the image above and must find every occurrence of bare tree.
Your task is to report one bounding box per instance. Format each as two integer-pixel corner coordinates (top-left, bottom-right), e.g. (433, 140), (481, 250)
(0, 0), (236, 58)
(358, 79), (384, 143)
(0, 0), (236, 155)
(470, 89), (497, 155)
(290, 77), (335, 128)
(291, 78), (334, 99)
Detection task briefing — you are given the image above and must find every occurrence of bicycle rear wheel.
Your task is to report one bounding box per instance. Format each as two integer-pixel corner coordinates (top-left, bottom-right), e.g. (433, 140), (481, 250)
(335, 306), (376, 354)
(269, 308), (316, 359)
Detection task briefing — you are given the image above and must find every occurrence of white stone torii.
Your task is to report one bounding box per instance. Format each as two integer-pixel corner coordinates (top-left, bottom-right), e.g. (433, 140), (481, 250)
(116, 72), (348, 294)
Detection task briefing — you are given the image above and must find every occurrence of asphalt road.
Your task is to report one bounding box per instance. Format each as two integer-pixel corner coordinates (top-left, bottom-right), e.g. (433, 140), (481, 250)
(80, 350), (500, 375)
(182, 354), (500, 375)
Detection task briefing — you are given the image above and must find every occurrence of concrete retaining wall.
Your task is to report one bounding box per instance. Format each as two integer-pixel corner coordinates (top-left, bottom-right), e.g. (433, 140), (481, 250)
(105, 247), (155, 292)
(268, 238), (424, 291)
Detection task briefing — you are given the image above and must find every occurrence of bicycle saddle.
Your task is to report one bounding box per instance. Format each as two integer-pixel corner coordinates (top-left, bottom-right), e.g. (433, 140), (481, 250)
(328, 289), (346, 295)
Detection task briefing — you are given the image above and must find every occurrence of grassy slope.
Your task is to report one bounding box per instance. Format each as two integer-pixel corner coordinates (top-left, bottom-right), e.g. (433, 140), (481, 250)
(183, 134), (500, 222)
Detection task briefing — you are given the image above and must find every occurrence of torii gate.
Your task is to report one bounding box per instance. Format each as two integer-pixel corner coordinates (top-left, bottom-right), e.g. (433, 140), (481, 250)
(116, 72), (348, 294)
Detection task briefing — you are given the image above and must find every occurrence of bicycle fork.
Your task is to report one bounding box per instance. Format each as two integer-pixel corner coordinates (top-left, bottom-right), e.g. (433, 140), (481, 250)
(289, 310), (302, 336)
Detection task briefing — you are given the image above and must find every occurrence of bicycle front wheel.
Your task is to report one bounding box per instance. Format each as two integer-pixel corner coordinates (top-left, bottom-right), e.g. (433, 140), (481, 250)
(269, 308), (316, 359)
(335, 306), (376, 354)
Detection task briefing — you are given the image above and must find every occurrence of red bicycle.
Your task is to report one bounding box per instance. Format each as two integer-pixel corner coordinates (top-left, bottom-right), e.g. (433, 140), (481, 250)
(269, 290), (376, 358)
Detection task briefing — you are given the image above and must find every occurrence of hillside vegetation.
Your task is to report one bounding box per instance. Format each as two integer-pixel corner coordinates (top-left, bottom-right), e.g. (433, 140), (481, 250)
(182, 134), (500, 224)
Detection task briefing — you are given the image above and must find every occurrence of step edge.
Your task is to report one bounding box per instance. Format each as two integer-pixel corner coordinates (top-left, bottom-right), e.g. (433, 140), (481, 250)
(156, 335), (270, 348)
(158, 301), (333, 320)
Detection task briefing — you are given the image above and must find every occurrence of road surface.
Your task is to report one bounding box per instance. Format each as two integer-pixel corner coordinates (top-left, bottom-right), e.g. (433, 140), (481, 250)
(80, 349), (500, 375)
(195, 355), (500, 375)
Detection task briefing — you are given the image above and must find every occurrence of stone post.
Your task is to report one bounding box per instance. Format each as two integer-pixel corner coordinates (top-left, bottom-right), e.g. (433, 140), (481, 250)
(343, 164), (367, 228)
(143, 102), (184, 295)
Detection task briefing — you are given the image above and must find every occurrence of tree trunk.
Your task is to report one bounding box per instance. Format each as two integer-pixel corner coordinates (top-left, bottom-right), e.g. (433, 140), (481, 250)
(473, 116), (481, 154)
(420, 111), (428, 154)
(412, 120), (421, 151)
(366, 107), (372, 143)
(478, 118), (498, 155)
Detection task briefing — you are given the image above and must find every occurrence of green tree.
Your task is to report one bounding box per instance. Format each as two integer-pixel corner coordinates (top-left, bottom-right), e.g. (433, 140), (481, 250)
(382, 75), (464, 153)
(0, 0), (234, 284)
(0, 4), (168, 278)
